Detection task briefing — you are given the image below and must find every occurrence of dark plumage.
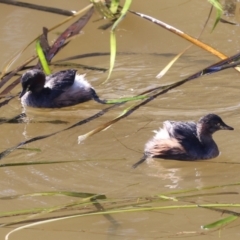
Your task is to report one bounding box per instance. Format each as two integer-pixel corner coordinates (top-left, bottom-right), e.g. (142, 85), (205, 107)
(132, 114), (233, 168)
(20, 69), (105, 108)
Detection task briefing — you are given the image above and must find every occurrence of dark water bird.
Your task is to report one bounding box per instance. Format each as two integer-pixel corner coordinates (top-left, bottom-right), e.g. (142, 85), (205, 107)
(132, 114), (233, 168)
(20, 69), (106, 108)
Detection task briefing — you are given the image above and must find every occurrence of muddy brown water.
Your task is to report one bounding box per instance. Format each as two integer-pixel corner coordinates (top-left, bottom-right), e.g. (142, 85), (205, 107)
(0, 0), (240, 239)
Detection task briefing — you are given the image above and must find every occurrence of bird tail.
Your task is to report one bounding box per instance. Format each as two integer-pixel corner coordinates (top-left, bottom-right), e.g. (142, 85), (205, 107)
(91, 88), (107, 104)
(132, 153), (148, 169)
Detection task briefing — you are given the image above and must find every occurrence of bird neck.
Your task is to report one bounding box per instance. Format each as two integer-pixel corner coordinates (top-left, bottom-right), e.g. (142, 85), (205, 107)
(29, 80), (45, 93)
(196, 123), (219, 159)
(196, 123), (213, 144)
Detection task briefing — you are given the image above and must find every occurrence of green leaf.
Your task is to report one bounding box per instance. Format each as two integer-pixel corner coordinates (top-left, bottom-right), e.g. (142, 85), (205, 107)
(202, 215), (238, 229)
(0, 191), (106, 199)
(17, 147), (41, 152)
(105, 95), (148, 104)
(104, 0), (132, 83)
(0, 160), (77, 167)
(36, 39), (51, 75)
(104, 31), (116, 83)
(158, 195), (178, 201)
(110, 0), (120, 14)
(91, 0), (115, 19)
(208, 0), (223, 31)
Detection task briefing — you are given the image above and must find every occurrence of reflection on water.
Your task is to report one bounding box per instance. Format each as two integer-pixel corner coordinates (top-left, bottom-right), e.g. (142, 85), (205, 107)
(194, 168), (204, 189)
(144, 158), (183, 189)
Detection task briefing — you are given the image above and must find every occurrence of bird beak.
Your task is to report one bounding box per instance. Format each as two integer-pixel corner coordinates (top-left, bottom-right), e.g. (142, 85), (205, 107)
(221, 122), (234, 130)
(19, 88), (27, 98)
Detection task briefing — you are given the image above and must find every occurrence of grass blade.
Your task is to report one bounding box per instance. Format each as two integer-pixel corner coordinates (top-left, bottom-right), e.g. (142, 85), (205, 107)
(0, 5), (94, 101)
(36, 40), (51, 75)
(208, 0), (223, 31)
(104, 0), (132, 83)
(0, 160), (78, 168)
(156, 5), (212, 79)
(46, 6), (94, 61)
(91, 0), (115, 19)
(104, 31), (116, 83)
(104, 95), (148, 104)
(0, 191), (106, 199)
(110, 0), (120, 14)
(0, 4), (93, 79)
(5, 203), (240, 240)
(202, 215), (238, 229)
(156, 47), (189, 79)
(0, 103), (120, 160)
(129, 10), (230, 61)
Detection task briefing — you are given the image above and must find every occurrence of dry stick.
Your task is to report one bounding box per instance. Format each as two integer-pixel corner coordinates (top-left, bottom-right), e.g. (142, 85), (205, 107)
(0, 4), (93, 81)
(2, 8), (240, 158)
(0, 56), (37, 93)
(2, 46), (240, 158)
(0, 0), (75, 16)
(46, 7), (94, 62)
(129, 10), (240, 73)
(142, 48), (240, 97)
(0, 103), (121, 160)
(198, 205), (240, 216)
(0, 56), (37, 103)
(129, 10), (226, 58)
(0, 96), (15, 108)
(220, 18), (239, 26)
(0, 6), (94, 107)
(78, 54), (240, 143)
(0, 59), (107, 89)
(156, 6), (213, 79)
(1, 53), (240, 160)
(54, 52), (112, 62)
(53, 5), (211, 63)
